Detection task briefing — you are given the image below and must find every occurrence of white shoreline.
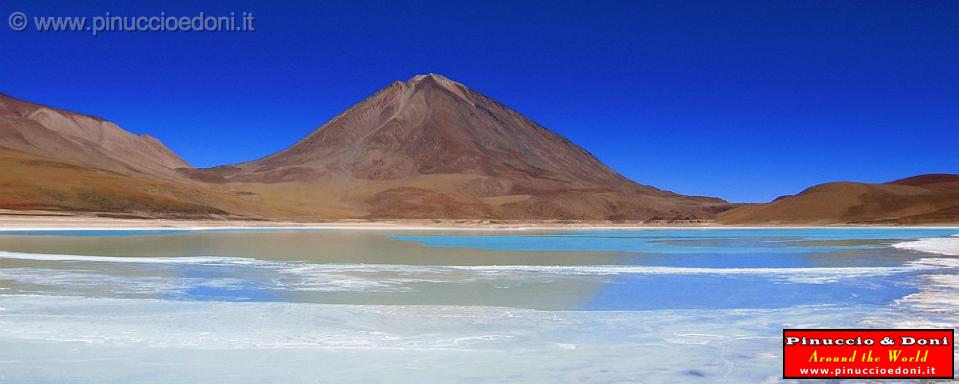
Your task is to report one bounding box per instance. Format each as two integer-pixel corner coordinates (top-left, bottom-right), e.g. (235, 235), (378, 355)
(892, 235), (959, 256)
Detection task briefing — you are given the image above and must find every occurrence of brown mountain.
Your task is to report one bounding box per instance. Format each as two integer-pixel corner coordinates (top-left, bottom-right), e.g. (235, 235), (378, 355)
(0, 93), (261, 218)
(188, 74), (729, 220)
(4, 81), (953, 224)
(718, 174), (959, 225)
(0, 93), (188, 178)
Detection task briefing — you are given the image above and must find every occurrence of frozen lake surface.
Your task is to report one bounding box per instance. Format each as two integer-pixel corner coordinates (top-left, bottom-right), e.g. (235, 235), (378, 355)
(0, 228), (956, 383)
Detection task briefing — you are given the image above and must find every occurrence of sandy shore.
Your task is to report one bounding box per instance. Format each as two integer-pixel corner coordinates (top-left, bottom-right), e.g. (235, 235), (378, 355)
(1, 211), (958, 231)
(0, 211), (714, 230)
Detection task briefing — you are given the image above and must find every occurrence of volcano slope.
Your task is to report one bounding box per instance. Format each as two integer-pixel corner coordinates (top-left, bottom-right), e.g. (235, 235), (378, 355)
(187, 74), (729, 221)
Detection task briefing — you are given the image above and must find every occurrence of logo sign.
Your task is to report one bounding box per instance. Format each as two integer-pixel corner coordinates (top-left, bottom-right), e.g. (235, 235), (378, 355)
(783, 329), (954, 379)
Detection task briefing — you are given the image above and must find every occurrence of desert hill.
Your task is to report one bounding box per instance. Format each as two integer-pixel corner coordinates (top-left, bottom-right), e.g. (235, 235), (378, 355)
(0, 94), (267, 218)
(0, 93), (188, 178)
(0, 147), (221, 216)
(718, 174), (959, 225)
(188, 74), (730, 220)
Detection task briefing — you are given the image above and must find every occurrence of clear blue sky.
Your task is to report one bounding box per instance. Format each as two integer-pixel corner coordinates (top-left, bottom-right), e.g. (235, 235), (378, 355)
(2, 0), (957, 202)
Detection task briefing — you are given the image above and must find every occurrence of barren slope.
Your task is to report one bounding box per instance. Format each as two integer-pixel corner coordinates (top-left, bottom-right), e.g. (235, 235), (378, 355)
(718, 174), (959, 225)
(0, 147), (230, 217)
(0, 93), (188, 178)
(190, 74), (729, 221)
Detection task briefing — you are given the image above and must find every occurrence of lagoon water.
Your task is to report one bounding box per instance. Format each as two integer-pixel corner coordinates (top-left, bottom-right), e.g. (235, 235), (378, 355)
(0, 228), (956, 383)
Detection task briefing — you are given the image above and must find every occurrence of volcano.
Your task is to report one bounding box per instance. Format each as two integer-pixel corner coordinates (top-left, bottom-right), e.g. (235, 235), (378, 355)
(189, 74), (729, 220)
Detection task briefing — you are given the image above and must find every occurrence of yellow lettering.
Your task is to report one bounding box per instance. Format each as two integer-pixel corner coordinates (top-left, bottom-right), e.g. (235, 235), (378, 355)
(807, 349), (859, 363)
(889, 350), (902, 362)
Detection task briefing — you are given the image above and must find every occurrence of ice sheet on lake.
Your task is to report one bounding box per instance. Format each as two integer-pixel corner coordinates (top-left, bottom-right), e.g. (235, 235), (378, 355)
(0, 294), (903, 384)
(0, 250), (939, 304)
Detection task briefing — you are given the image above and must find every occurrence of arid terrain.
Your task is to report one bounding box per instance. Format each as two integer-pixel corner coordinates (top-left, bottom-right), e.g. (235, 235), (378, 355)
(1, 76), (956, 225)
(183, 74), (729, 221)
(0, 93), (187, 179)
(719, 174), (959, 225)
(0, 76), (729, 222)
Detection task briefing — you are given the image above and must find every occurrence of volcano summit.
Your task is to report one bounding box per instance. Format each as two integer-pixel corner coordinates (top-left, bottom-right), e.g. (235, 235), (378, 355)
(187, 74), (729, 220)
